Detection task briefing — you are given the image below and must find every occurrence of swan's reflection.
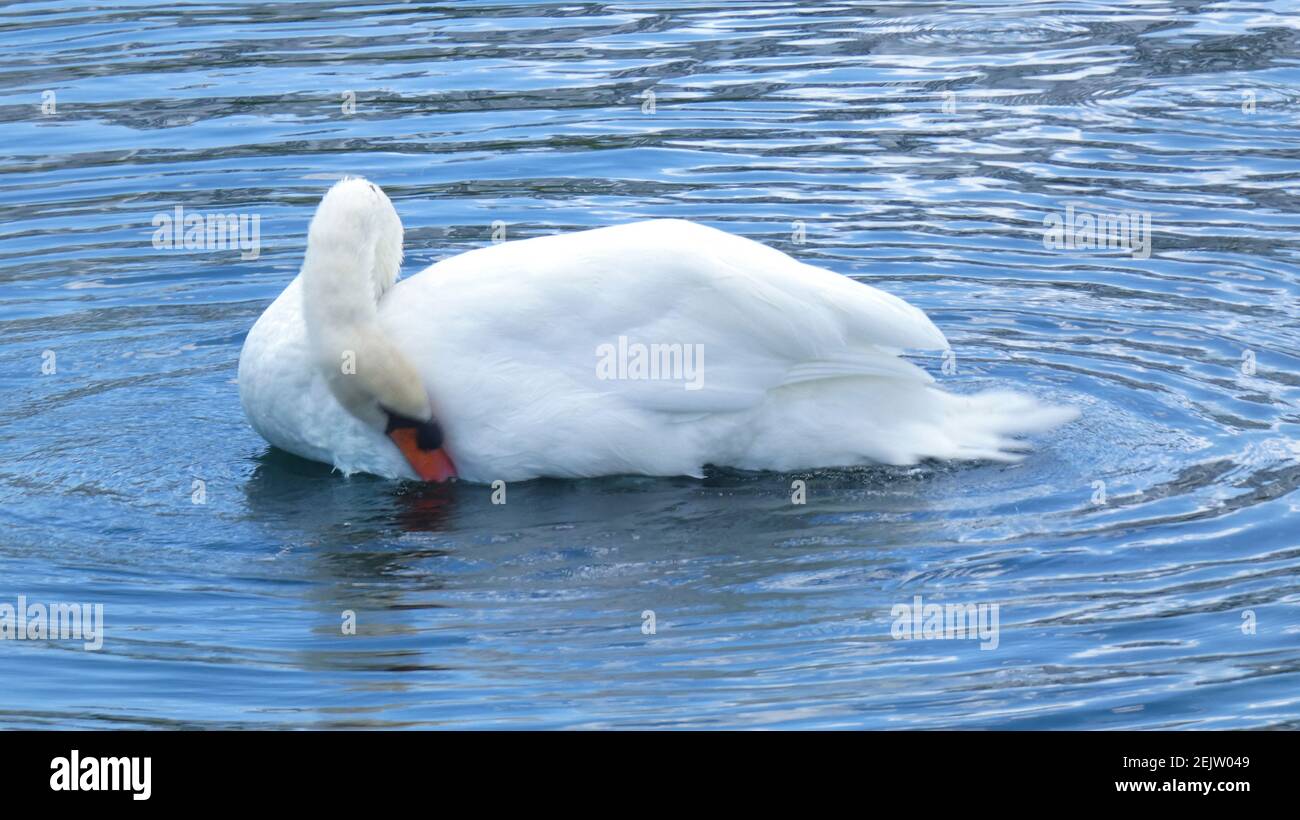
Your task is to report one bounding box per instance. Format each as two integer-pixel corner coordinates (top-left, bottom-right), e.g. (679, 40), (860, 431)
(240, 446), (954, 570)
(238, 446), (955, 725)
(242, 447), (457, 537)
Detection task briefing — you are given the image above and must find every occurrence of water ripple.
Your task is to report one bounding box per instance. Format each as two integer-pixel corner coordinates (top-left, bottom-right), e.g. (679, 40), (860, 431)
(0, 0), (1297, 729)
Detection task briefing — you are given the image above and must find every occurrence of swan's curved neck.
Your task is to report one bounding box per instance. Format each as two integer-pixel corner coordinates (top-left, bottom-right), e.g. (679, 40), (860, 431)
(299, 179), (430, 428)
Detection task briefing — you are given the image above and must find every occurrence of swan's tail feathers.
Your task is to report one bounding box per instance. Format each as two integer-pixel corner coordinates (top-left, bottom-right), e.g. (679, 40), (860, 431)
(929, 388), (1079, 463)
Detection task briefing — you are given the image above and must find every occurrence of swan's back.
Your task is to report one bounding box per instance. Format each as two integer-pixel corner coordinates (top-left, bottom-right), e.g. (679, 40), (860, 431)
(366, 218), (1075, 481)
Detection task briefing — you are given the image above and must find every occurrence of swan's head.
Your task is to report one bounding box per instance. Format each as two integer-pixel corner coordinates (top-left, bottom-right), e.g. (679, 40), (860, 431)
(301, 177), (456, 482)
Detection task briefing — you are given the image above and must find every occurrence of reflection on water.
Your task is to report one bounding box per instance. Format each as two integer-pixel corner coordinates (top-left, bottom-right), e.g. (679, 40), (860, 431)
(0, 0), (1298, 728)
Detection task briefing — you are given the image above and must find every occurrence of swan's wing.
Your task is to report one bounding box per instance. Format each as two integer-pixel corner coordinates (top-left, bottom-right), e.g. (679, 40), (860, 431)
(392, 219), (947, 416)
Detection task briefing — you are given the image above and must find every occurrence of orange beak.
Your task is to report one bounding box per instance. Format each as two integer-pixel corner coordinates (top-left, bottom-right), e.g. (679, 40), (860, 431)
(388, 427), (458, 482)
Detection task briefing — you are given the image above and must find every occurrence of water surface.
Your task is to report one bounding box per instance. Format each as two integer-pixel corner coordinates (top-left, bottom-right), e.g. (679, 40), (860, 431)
(2, 0), (1299, 728)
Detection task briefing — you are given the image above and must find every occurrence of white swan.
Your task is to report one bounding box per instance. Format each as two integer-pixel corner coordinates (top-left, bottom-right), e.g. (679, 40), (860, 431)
(238, 177), (1077, 483)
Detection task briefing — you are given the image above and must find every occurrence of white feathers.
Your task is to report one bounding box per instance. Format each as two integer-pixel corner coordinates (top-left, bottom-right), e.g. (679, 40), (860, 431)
(238, 179), (1078, 482)
(299, 178), (428, 427)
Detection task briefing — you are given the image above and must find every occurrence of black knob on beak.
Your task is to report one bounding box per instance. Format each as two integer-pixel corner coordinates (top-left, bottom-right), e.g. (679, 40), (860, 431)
(383, 409), (444, 452)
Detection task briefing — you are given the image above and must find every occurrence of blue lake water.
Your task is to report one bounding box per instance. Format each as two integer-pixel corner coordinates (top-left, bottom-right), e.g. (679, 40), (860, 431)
(2, 0), (1299, 729)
